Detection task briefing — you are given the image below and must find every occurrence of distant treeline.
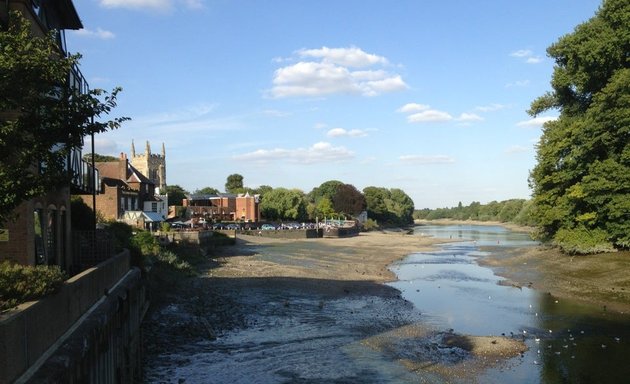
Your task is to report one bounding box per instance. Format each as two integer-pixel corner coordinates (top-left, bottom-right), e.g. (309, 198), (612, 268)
(413, 199), (537, 227)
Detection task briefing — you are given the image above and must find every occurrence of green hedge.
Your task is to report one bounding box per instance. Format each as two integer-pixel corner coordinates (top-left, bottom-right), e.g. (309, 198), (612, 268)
(0, 261), (67, 312)
(553, 226), (617, 255)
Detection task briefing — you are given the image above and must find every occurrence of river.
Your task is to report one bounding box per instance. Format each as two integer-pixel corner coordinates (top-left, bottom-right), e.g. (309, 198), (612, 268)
(144, 225), (630, 383)
(389, 224), (630, 383)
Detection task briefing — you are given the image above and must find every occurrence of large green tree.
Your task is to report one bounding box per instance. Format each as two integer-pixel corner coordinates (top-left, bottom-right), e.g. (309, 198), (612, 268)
(164, 185), (188, 206)
(225, 173), (244, 194)
(259, 188), (306, 221)
(194, 186), (220, 195)
(332, 183), (366, 217)
(0, 12), (127, 223)
(528, 0), (630, 252)
(363, 186), (414, 226)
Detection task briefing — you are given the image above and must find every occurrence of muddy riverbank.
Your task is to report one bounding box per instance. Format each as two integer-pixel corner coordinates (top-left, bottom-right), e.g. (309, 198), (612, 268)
(142, 229), (629, 383)
(480, 245), (630, 314)
(143, 231), (525, 383)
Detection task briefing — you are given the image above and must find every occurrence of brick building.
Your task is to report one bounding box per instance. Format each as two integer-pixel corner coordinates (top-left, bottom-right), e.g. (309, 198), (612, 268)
(0, 0), (98, 271)
(79, 153), (167, 229)
(183, 192), (260, 223)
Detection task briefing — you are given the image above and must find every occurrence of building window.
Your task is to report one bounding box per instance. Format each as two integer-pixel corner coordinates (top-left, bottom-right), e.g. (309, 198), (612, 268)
(34, 209), (46, 265)
(46, 209), (57, 265)
(151, 202), (158, 212)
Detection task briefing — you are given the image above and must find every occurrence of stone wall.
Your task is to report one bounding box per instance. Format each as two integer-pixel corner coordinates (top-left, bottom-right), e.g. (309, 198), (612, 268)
(0, 250), (141, 383)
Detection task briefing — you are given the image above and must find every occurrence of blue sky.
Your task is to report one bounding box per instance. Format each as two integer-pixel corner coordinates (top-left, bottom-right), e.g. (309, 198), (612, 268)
(68, 0), (601, 209)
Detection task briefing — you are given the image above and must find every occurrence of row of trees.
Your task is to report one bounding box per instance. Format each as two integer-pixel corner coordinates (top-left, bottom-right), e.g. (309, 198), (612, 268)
(414, 199), (537, 227)
(165, 175), (415, 227)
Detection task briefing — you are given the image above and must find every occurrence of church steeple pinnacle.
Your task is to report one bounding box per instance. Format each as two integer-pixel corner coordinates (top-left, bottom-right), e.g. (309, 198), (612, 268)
(146, 140), (151, 155)
(131, 140), (136, 157)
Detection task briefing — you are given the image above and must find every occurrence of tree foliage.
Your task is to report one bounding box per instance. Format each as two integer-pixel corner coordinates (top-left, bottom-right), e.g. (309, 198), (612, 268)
(259, 188), (307, 221)
(82, 153), (118, 163)
(363, 186), (414, 226)
(331, 184), (366, 216)
(164, 185), (188, 206)
(528, 0), (630, 251)
(194, 186), (220, 195)
(225, 173), (244, 194)
(414, 199), (536, 227)
(0, 12), (128, 223)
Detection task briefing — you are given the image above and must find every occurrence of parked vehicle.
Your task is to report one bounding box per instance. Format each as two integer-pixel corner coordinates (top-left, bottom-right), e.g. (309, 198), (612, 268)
(226, 223), (239, 230)
(261, 224), (276, 230)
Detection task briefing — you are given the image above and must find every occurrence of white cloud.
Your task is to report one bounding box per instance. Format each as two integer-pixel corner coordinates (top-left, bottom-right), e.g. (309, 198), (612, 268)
(183, 0), (203, 9)
(85, 137), (119, 155)
(297, 46), (388, 68)
(397, 103), (430, 113)
(526, 57), (543, 64)
(510, 49), (543, 64)
(456, 113), (483, 122)
(475, 103), (507, 112)
(398, 103), (484, 124)
(326, 128), (368, 138)
(510, 49), (532, 58)
(72, 27), (115, 39)
(516, 116), (557, 128)
(268, 47), (407, 98)
(99, 0), (202, 11)
(407, 109), (453, 123)
(399, 155), (455, 164)
(233, 142), (354, 164)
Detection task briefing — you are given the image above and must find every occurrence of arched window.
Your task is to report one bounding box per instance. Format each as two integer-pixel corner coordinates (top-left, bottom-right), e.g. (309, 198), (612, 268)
(34, 207), (46, 265)
(46, 206), (57, 265)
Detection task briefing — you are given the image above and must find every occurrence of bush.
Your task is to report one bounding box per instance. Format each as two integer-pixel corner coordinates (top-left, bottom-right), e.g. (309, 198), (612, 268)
(105, 221), (135, 252)
(553, 226), (617, 255)
(154, 249), (193, 274)
(0, 261), (67, 311)
(131, 231), (160, 257)
(362, 218), (379, 231)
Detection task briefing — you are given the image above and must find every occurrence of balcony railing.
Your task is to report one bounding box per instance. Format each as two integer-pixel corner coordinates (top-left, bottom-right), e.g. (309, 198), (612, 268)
(68, 147), (100, 194)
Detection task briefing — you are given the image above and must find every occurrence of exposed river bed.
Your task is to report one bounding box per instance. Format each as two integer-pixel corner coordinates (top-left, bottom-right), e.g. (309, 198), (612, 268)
(143, 226), (630, 383)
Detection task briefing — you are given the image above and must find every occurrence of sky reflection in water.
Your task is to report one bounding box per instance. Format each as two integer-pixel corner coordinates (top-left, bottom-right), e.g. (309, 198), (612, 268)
(388, 225), (630, 383)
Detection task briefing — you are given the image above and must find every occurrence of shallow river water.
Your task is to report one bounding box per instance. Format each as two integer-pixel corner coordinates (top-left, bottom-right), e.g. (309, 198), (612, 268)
(145, 225), (630, 383)
(390, 225), (630, 383)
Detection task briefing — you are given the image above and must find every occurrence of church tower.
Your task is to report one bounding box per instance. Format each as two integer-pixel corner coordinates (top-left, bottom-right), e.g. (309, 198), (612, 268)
(130, 140), (167, 192)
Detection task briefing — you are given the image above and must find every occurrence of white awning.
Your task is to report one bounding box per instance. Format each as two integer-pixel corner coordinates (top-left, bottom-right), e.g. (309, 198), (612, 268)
(142, 212), (164, 222)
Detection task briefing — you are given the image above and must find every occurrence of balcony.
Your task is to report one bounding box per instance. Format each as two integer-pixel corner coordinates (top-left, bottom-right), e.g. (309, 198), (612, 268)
(68, 147), (99, 195)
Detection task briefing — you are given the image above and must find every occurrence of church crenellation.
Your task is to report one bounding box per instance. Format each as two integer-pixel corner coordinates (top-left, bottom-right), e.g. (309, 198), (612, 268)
(130, 140), (167, 192)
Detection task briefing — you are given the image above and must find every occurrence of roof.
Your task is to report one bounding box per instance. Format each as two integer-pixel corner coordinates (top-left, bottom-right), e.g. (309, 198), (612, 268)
(122, 211), (164, 222)
(40, 0), (83, 30)
(142, 212), (164, 222)
(127, 163), (153, 185)
(187, 193), (236, 200)
(95, 161), (122, 179)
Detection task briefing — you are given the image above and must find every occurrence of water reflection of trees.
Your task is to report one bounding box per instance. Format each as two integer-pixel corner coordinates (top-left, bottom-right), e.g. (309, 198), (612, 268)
(536, 293), (630, 383)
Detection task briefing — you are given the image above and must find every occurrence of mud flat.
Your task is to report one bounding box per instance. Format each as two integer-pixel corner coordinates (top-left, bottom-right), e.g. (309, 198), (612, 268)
(143, 231), (527, 383)
(480, 245), (630, 314)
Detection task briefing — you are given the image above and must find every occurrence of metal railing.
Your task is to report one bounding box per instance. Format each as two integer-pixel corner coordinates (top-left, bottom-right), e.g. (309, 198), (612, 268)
(71, 230), (115, 275)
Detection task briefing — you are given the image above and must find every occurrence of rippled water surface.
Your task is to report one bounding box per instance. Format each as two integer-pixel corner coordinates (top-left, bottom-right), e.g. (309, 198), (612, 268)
(389, 225), (630, 383)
